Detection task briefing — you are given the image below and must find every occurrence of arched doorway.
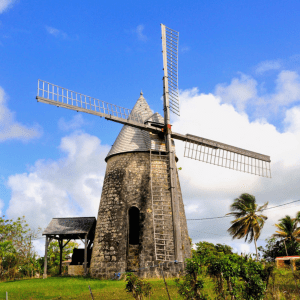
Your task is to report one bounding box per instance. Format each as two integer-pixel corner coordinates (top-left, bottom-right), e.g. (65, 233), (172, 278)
(129, 207), (140, 245)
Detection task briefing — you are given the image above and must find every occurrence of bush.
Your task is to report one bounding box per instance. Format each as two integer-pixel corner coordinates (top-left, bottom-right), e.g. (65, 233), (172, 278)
(177, 241), (268, 300)
(125, 272), (152, 300)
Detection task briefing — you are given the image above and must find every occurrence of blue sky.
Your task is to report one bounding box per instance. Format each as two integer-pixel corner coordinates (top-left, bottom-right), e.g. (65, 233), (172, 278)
(2, 0), (300, 256)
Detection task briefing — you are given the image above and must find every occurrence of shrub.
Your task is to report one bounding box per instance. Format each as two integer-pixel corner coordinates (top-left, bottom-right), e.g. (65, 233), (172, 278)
(125, 272), (152, 300)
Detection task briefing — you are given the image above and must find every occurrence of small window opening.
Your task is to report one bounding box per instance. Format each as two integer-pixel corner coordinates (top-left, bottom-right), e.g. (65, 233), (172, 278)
(129, 207), (140, 245)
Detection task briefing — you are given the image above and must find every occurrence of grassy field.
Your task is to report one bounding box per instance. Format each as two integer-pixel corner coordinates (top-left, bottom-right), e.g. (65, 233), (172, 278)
(0, 269), (299, 299)
(0, 276), (183, 300)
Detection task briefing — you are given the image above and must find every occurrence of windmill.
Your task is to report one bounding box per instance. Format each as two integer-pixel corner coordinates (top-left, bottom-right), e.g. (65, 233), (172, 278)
(36, 24), (271, 278)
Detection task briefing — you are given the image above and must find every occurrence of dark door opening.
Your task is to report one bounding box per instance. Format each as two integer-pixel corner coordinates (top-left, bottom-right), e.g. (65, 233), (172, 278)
(129, 207), (140, 245)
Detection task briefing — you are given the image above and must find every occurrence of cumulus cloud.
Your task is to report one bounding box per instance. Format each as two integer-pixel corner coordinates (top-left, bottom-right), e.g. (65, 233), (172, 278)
(0, 86), (42, 142)
(0, 0), (17, 14)
(46, 26), (68, 39)
(255, 59), (282, 74)
(172, 88), (300, 254)
(215, 73), (257, 111)
(58, 114), (86, 131)
(6, 132), (110, 234)
(270, 70), (300, 107)
(284, 106), (300, 134)
(215, 70), (300, 115)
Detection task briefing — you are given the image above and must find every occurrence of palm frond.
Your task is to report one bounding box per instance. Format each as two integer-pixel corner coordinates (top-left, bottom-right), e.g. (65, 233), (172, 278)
(227, 193), (267, 244)
(257, 202), (269, 212)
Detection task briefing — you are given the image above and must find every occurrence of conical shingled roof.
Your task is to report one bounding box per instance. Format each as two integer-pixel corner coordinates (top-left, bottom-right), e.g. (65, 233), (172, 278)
(145, 112), (164, 124)
(106, 92), (162, 161)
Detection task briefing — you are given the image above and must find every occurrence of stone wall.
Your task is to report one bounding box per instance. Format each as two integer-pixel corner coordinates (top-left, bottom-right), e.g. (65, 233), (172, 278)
(89, 151), (191, 279)
(68, 265), (89, 276)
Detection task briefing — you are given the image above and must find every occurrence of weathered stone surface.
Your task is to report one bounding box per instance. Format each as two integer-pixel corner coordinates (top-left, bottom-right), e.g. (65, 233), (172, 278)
(89, 151), (191, 279)
(68, 265), (89, 276)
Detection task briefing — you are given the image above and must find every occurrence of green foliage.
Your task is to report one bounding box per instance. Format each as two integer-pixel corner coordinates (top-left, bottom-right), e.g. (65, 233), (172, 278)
(175, 251), (209, 300)
(38, 240), (79, 275)
(175, 275), (207, 300)
(125, 272), (152, 300)
(258, 236), (300, 262)
(0, 215), (41, 280)
(176, 241), (269, 300)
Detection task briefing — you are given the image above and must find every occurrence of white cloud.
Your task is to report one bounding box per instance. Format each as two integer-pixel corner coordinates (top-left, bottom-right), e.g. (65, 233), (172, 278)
(284, 106), (300, 134)
(58, 114), (86, 131)
(172, 88), (300, 255)
(135, 25), (147, 42)
(0, 0), (17, 14)
(215, 73), (257, 111)
(255, 60), (282, 74)
(215, 70), (300, 115)
(6, 132), (110, 238)
(46, 26), (67, 39)
(0, 86), (42, 142)
(270, 70), (300, 107)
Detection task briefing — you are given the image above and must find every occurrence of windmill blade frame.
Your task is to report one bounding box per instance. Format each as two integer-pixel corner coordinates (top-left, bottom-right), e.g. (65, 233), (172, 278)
(161, 24), (180, 116)
(171, 132), (271, 178)
(36, 80), (163, 135)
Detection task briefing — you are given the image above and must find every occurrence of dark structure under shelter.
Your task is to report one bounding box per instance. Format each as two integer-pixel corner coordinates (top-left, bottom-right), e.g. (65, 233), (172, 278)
(42, 217), (96, 278)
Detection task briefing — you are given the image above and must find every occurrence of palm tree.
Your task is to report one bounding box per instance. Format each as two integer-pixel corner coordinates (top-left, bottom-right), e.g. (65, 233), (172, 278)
(273, 214), (300, 256)
(226, 193), (268, 261)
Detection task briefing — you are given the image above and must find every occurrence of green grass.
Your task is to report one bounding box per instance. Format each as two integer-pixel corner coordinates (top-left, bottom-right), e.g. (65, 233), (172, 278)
(0, 276), (182, 300)
(1, 269), (299, 299)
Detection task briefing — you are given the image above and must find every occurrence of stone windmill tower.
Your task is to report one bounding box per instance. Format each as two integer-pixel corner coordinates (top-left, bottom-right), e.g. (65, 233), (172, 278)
(36, 24), (271, 279)
(89, 91), (191, 278)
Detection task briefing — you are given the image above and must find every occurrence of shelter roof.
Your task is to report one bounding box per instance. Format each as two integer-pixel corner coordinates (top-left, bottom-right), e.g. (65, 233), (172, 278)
(106, 92), (165, 160)
(43, 217), (96, 236)
(275, 256), (300, 260)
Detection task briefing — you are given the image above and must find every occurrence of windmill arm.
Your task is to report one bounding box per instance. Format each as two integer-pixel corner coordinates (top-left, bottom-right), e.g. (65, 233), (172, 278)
(36, 96), (162, 134)
(171, 131), (271, 178)
(105, 114), (163, 134)
(172, 132), (270, 162)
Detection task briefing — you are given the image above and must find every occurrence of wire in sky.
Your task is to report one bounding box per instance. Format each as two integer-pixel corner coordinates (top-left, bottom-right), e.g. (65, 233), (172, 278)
(186, 198), (300, 221)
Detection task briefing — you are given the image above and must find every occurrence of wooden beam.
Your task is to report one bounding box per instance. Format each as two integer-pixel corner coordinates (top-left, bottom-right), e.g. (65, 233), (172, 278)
(59, 239), (63, 275)
(43, 236), (51, 279)
(78, 235), (85, 245)
(84, 234), (88, 276)
(62, 239), (71, 249)
(36, 96), (162, 135)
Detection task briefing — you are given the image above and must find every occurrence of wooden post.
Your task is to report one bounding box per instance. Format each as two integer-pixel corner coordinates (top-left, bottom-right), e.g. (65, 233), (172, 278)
(84, 234), (88, 275)
(43, 236), (49, 279)
(59, 239), (63, 275)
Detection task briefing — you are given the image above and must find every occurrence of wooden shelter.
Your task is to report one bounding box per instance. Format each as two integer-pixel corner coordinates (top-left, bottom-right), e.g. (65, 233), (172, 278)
(275, 256), (300, 269)
(42, 217), (96, 278)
